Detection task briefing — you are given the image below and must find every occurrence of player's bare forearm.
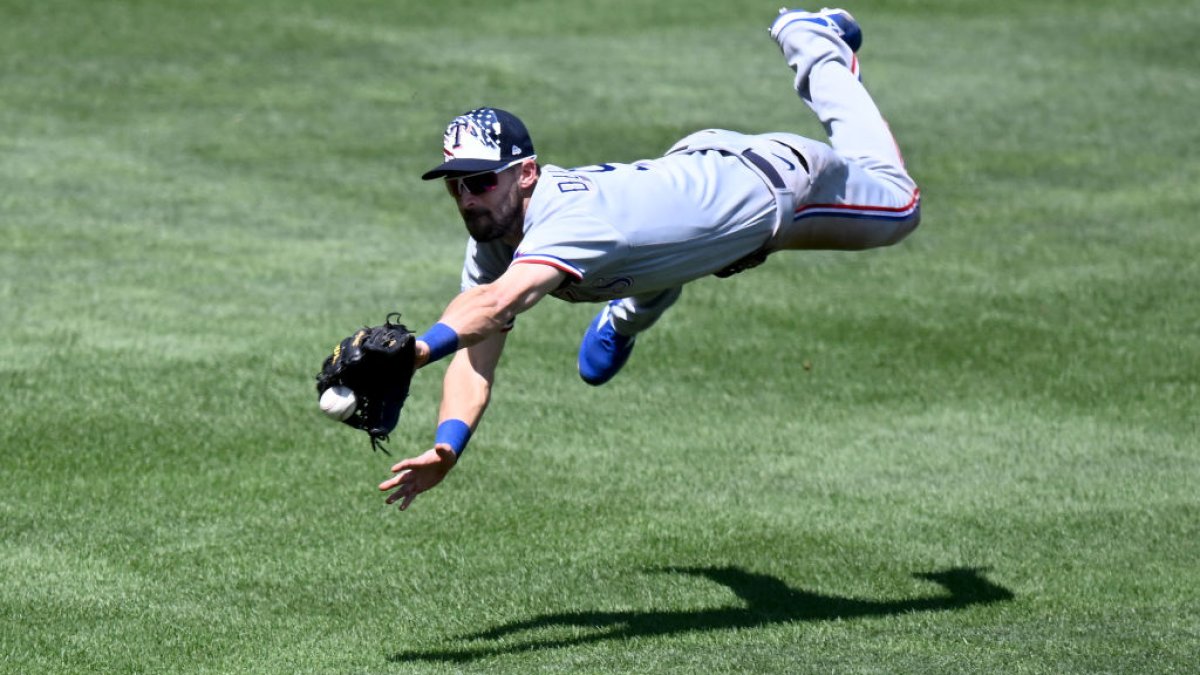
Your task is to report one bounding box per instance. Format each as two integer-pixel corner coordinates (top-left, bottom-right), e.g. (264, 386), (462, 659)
(414, 263), (564, 368)
(439, 332), (505, 430)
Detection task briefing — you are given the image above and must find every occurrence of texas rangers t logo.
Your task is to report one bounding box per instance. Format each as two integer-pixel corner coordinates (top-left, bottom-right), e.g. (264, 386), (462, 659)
(443, 109), (502, 161)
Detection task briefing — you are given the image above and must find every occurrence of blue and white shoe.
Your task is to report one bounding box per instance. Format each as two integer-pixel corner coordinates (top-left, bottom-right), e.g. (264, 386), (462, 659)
(769, 7), (863, 52)
(577, 302), (636, 386)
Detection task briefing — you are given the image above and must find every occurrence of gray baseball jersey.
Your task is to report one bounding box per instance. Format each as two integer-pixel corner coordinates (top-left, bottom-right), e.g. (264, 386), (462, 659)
(462, 147), (780, 303)
(457, 16), (924, 332)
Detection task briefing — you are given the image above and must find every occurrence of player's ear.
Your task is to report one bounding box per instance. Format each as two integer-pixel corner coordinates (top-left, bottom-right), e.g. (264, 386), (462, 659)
(517, 160), (540, 189)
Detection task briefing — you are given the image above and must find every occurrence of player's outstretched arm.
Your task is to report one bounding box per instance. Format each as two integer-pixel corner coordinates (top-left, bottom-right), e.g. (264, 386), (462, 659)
(384, 262), (563, 510)
(380, 333), (506, 510)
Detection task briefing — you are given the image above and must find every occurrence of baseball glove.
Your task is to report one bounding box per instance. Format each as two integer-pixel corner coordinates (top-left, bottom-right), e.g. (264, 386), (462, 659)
(316, 313), (416, 453)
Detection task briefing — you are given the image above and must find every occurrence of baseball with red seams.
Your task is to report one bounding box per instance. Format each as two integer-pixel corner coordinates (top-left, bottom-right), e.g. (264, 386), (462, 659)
(319, 385), (357, 421)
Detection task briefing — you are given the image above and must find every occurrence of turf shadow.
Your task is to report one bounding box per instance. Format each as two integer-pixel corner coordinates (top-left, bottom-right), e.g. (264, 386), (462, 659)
(388, 566), (1014, 663)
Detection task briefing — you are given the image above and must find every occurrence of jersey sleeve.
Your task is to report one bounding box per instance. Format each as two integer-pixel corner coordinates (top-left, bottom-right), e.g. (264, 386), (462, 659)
(512, 170), (627, 282)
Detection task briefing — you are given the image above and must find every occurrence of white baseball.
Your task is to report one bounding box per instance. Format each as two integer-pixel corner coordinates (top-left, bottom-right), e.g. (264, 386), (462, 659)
(319, 386), (358, 422)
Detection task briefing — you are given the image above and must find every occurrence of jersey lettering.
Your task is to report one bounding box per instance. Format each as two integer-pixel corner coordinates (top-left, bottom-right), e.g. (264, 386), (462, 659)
(547, 170), (592, 193)
(557, 181), (590, 193)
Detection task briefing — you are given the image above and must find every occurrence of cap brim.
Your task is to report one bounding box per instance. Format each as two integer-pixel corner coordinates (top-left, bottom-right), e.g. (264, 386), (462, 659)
(420, 158), (509, 180)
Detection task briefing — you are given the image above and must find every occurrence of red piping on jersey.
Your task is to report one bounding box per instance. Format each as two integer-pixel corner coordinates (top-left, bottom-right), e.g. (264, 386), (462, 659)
(511, 255), (584, 281)
(793, 187), (920, 220)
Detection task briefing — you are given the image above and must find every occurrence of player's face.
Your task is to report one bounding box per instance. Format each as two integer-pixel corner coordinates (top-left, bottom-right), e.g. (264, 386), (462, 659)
(447, 165), (524, 243)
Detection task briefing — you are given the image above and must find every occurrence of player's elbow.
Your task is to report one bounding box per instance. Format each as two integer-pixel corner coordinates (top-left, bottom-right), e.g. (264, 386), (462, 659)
(474, 283), (523, 331)
(445, 284), (518, 338)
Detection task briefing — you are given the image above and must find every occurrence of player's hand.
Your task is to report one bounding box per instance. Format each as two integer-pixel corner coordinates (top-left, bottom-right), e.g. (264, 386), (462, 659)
(379, 445), (458, 511)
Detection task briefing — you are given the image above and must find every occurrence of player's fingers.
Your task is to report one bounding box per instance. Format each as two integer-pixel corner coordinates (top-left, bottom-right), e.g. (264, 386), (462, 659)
(399, 491), (417, 511)
(385, 477), (419, 504)
(378, 469), (411, 491)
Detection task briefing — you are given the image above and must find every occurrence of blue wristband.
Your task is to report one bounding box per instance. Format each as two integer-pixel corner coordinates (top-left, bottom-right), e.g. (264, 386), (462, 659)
(419, 322), (459, 363)
(435, 419), (472, 457)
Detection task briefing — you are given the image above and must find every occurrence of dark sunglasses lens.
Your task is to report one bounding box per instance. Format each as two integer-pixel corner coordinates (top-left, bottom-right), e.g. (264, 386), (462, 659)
(461, 172), (499, 195)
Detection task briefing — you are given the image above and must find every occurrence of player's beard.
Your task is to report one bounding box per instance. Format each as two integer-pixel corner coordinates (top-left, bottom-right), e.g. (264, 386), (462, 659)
(463, 187), (523, 244)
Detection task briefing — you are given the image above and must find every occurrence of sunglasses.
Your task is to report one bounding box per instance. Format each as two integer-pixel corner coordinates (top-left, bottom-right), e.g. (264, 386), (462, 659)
(445, 171), (501, 197)
(444, 158), (531, 197)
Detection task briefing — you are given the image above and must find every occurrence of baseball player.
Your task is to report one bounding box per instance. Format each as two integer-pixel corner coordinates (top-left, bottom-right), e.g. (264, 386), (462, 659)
(379, 7), (921, 509)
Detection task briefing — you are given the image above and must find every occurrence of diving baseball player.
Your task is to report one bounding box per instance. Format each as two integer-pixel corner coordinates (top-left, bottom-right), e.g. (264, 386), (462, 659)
(377, 8), (921, 510)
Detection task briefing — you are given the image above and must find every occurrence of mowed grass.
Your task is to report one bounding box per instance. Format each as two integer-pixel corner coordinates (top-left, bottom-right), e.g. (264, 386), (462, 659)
(2, 0), (1198, 672)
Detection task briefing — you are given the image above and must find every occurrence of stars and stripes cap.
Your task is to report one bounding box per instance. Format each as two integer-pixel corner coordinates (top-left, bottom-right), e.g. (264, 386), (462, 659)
(421, 107), (536, 180)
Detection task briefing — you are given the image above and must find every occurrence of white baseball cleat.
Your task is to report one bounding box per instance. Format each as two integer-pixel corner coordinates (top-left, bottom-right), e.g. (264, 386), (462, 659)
(769, 7), (863, 52)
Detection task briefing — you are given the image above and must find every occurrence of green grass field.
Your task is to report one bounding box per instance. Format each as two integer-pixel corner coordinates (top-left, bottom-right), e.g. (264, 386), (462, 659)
(3, 0), (1198, 672)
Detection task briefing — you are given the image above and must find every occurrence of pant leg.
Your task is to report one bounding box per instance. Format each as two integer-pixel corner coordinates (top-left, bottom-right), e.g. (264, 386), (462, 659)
(767, 19), (920, 251)
(608, 286), (682, 336)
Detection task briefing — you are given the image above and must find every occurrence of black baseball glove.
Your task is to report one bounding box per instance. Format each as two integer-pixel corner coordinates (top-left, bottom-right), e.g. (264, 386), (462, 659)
(315, 313), (416, 453)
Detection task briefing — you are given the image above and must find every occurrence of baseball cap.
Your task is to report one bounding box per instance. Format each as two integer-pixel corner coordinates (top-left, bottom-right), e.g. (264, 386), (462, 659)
(420, 107), (536, 180)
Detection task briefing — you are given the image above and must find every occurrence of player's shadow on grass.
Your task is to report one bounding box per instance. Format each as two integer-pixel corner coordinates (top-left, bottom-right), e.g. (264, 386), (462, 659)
(388, 566), (1014, 663)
